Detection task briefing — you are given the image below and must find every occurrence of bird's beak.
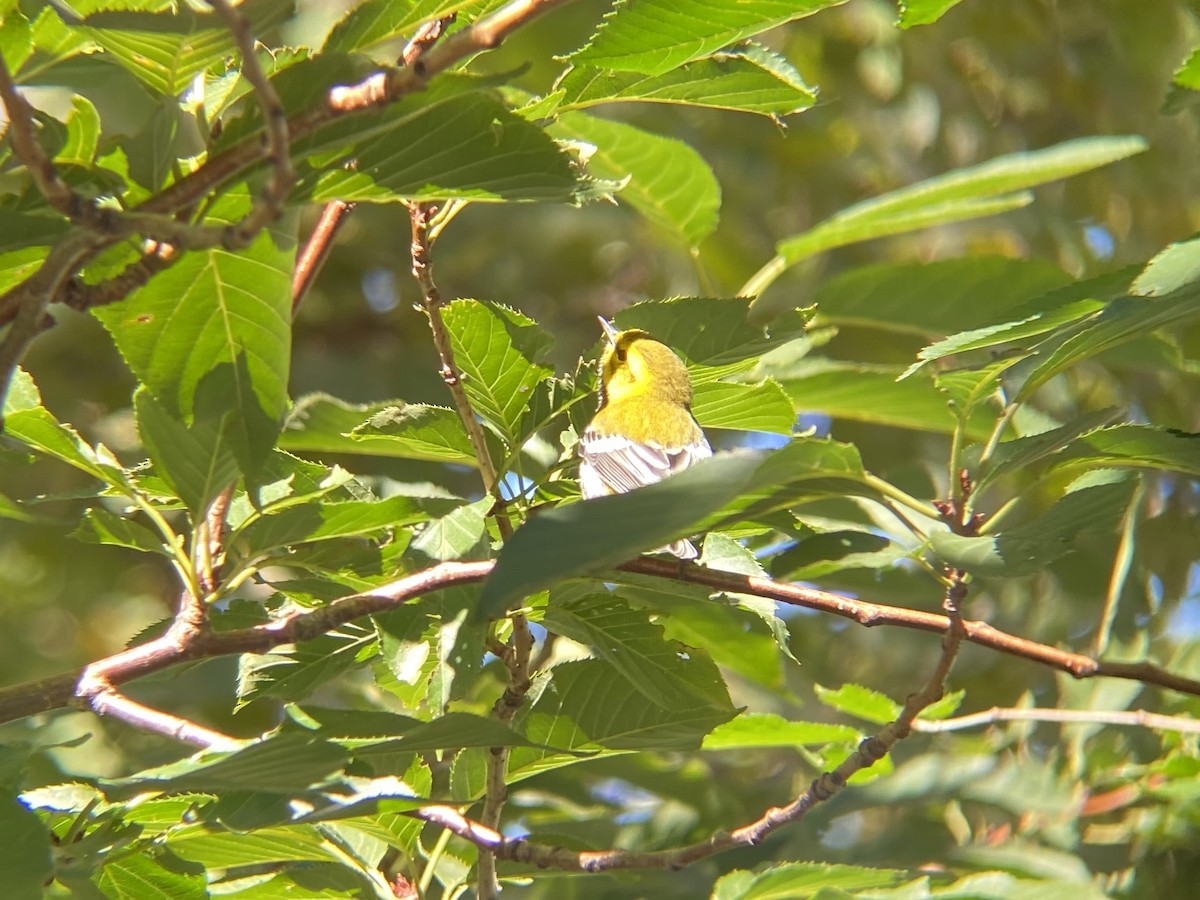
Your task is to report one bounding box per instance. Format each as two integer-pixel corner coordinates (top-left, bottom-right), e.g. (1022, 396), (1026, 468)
(598, 316), (619, 344)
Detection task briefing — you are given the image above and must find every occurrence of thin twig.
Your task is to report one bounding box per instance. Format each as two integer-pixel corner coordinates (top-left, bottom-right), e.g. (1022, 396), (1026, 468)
(288, 14), (457, 318)
(292, 200), (356, 314)
(0, 235), (101, 421)
(204, 0), (294, 251)
(408, 201), (503, 502)
(0, 52), (89, 221)
(79, 680), (240, 750)
(913, 705), (1200, 734)
(478, 614), (535, 896)
(57, 253), (171, 314)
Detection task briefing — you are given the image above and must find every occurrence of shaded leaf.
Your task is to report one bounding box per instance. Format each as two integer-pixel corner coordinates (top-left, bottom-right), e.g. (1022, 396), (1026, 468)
(554, 112), (720, 247)
(557, 45), (816, 117)
(703, 713), (860, 750)
(441, 300), (553, 447)
(931, 470), (1138, 576)
(303, 92), (582, 204)
(281, 394), (483, 465)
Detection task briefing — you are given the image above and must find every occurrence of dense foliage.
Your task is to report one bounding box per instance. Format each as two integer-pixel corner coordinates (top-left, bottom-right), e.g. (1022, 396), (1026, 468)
(1, 1), (1199, 898)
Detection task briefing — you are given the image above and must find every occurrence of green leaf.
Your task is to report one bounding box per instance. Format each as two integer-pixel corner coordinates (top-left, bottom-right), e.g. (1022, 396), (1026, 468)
(410, 497), (492, 561)
(357, 712), (575, 754)
(557, 45), (816, 117)
(481, 441), (872, 618)
(566, 0), (847, 77)
(231, 495), (436, 559)
(554, 112), (720, 248)
(0, 794), (52, 900)
(712, 862), (908, 900)
(703, 713), (860, 750)
(302, 92), (581, 204)
(479, 453), (760, 618)
(95, 853), (207, 900)
(1016, 286), (1200, 402)
(54, 95), (101, 168)
(812, 257), (1071, 337)
(350, 403), (491, 465)
(1175, 46), (1200, 91)
(545, 592), (725, 708)
(750, 135), (1147, 313)
(772, 361), (996, 438)
(977, 409), (1123, 492)
(692, 380), (795, 433)
(375, 585), (487, 711)
(931, 470), (1138, 576)
(1131, 236), (1200, 297)
(0, 7), (33, 76)
(770, 527), (902, 581)
(134, 387), (240, 516)
(903, 268), (1135, 376)
(441, 300), (553, 447)
(4, 371), (129, 487)
(815, 683), (901, 724)
(94, 191), (295, 483)
(280, 395), (482, 465)
(78, 0), (294, 96)
(1055, 424), (1200, 479)
(897, 0), (966, 28)
(237, 627), (374, 709)
(538, 657), (735, 752)
(168, 826), (338, 868)
(71, 506), (170, 555)
(323, 0), (480, 54)
(103, 734), (349, 797)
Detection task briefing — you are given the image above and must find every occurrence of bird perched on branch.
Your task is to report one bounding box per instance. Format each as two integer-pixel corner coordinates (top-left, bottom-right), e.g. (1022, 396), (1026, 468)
(578, 317), (712, 558)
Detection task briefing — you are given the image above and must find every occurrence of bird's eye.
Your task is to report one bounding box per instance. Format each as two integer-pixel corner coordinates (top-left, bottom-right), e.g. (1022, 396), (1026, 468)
(616, 346), (627, 362)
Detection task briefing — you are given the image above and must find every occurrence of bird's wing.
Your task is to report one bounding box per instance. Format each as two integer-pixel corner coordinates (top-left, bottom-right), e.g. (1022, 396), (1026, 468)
(579, 430), (711, 498)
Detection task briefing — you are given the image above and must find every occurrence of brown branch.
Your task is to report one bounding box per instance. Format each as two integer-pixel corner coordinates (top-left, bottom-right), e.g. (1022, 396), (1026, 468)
(618, 558), (1200, 696)
(0, 51), (89, 221)
(292, 201), (356, 314)
(408, 201), (503, 502)
(58, 252), (171, 313)
(80, 681), (240, 750)
(478, 614), (535, 896)
(0, 234), (104, 423)
(2, 557), (1198, 728)
(402, 14), (457, 68)
(205, 0), (294, 251)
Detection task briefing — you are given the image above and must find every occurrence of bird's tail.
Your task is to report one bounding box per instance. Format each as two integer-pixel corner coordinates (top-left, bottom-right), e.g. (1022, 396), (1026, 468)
(655, 538), (699, 560)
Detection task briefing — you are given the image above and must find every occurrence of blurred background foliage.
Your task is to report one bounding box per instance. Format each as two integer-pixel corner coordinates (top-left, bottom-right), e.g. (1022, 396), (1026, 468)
(3, 0), (1200, 896)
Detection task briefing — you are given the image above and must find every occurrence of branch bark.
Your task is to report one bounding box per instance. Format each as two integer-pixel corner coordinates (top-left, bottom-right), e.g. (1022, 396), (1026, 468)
(2, 558), (1198, 728)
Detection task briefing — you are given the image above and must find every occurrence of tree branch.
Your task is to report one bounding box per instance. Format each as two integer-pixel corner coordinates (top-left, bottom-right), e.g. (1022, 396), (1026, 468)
(79, 682), (240, 750)
(912, 704), (1200, 734)
(2, 557), (1198, 728)
(408, 201), (503, 502)
(478, 613), (535, 896)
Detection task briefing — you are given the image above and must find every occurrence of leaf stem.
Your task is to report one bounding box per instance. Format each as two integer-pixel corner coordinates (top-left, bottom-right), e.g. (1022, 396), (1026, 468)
(861, 473), (939, 521)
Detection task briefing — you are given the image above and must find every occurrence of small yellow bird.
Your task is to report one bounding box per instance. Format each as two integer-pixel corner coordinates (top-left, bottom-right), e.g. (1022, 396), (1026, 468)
(579, 317), (712, 558)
